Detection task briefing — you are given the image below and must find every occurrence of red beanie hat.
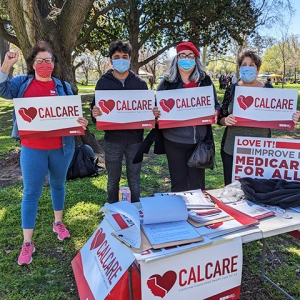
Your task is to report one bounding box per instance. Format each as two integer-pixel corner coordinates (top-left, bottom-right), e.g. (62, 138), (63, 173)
(176, 41), (200, 58)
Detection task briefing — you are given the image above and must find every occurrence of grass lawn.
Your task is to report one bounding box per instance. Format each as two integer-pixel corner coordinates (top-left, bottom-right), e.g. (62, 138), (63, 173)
(0, 83), (299, 299)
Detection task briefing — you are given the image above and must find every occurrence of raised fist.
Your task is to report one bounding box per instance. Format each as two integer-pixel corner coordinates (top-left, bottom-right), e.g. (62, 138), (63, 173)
(1, 52), (19, 73)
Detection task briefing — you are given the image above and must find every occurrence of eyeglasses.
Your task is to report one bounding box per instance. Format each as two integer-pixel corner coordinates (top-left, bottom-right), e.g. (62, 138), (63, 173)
(177, 53), (196, 59)
(34, 58), (54, 64)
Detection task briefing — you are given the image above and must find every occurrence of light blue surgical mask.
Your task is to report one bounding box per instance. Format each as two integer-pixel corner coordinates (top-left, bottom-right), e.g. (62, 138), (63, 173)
(112, 58), (130, 73)
(240, 66), (257, 82)
(178, 58), (196, 71)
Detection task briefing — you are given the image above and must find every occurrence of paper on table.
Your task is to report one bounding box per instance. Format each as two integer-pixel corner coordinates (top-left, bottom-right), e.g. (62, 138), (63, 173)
(101, 201), (141, 248)
(140, 195), (187, 224)
(142, 220), (200, 245)
(133, 235), (212, 263)
(154, 189), (215, 207)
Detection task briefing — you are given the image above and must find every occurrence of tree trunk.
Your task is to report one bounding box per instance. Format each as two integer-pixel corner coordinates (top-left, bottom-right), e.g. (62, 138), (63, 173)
(3, 0), (94, 93)
(128, 0), (141, 75)
(0, 37), (13, 77)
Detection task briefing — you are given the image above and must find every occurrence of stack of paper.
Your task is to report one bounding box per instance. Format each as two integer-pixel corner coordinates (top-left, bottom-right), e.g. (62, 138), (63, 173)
(227, 200), (275, 219)
(154, 189), (215, 209)
(188, 208), (230, 223)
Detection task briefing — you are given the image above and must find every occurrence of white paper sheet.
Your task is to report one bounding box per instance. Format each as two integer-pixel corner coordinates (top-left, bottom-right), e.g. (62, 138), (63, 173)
(142, 220), (200, 245)
(140, 195), (187, 224)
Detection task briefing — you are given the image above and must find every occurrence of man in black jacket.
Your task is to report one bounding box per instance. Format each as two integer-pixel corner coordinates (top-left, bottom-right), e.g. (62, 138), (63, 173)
(91, 40), (148, 203)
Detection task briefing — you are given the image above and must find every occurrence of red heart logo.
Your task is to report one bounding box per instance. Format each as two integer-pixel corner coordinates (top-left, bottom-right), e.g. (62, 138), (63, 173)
(18, 107), (37, 123)
(159, 98), (175, 113)
(90, 228), (106, 250)
(147, 271), (177, 298)
(237, 95), (254, 110)
(205, 222), (223, 229)
(98, 99), (115, 114)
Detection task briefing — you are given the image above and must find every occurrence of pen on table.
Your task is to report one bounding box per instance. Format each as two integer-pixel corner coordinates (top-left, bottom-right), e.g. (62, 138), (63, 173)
(112, 233), (131, 248)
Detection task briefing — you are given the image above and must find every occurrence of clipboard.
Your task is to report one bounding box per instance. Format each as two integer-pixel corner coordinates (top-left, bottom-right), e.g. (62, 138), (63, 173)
(112, 226), (204, 252)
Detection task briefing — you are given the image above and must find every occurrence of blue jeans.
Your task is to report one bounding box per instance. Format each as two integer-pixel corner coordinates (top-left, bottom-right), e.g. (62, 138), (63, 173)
(20, 146), (74, 229)
(104, 140), (142, 203)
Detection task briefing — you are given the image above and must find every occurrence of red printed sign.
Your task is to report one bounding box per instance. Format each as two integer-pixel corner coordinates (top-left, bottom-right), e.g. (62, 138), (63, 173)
(72, 219), (135, 300)
(141, 237), (242, 299)
(156, 86), (215, 129)
(13, 95), (84, 138)
(95, 90), (155, 130)
(232, 136), (300, 182)
(232, 86), (297, 130)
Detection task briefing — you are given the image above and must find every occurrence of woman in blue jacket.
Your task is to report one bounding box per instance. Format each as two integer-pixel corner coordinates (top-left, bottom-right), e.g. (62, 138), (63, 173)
(0, 41), (88, 265)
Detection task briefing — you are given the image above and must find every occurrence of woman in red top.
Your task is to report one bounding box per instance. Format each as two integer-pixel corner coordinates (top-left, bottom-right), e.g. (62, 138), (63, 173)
(0, 41), (88, 265)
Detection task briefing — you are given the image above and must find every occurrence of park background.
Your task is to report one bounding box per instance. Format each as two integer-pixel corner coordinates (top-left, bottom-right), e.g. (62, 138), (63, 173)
(0, 1), (300, 299)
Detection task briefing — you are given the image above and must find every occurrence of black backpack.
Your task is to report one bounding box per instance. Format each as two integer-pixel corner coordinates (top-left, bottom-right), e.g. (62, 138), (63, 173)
(66, 144), (103, 180)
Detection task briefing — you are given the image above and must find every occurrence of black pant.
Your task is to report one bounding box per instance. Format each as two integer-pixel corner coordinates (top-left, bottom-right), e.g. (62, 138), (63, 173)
(164, 138), (205, 192)
(221, 148), (233, 186)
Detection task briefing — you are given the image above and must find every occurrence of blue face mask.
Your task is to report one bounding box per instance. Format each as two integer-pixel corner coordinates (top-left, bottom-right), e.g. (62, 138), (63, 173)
(112, 58), (130, 73)
(178, 58), (196, 71)
(240, 66), (257, 82)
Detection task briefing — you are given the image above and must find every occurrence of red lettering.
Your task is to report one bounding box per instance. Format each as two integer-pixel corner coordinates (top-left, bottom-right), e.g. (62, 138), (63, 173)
(116, 100), (152, 110)
(231, 255), (238, 272)
(179, 269), (187, 287)
(205, 262), (213, 279)
(187, 267), (197, 285)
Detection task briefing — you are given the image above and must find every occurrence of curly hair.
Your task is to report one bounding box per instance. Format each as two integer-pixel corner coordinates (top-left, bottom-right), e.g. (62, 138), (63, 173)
(237, 50), (262, 69)
(109, 40), (132, 58)
(25, 41), (58, 76)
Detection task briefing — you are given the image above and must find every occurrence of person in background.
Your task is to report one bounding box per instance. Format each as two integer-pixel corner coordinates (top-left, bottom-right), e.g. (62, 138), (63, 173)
(153, 41), (220, 192)
(218, 49), (299, 186)
(91, 40), (148, 203)
(231, 74), (238, 84)
(264, 77), (273, 88)
(0, 41), (88, 265)
(148, 76), (154, 89)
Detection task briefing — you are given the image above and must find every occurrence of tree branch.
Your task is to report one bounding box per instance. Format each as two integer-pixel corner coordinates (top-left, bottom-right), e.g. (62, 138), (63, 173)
(0, 24), (19, 47)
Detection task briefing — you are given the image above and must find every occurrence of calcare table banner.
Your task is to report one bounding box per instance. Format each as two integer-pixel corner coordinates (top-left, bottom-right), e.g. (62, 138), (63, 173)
(13, 95), (84, 138)
(140, 237), (242, 300)
(95, 90), (155, 130)
(232, 136), (300, 182)
(71, 218), (135, 300)
(156, 86), (215, 129)
(232, 86), (297, 130)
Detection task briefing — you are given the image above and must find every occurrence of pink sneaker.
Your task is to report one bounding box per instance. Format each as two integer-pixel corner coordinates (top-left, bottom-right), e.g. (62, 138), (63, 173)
(53, 222), (70, 241)
(18, 242), (35, 265)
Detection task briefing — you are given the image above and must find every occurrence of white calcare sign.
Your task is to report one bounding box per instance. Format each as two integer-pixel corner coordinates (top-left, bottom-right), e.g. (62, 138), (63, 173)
(156, 86), (215, 128)
(13, 95), (84, 138)
(232, 86), (297, 130)
(95, 90), (155, 130)
(140, 237), (243, 300)
(72, 218), (135, 300)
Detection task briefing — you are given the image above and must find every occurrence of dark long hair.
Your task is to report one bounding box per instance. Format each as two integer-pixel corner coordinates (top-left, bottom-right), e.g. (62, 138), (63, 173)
(25, 41), (58, 76)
